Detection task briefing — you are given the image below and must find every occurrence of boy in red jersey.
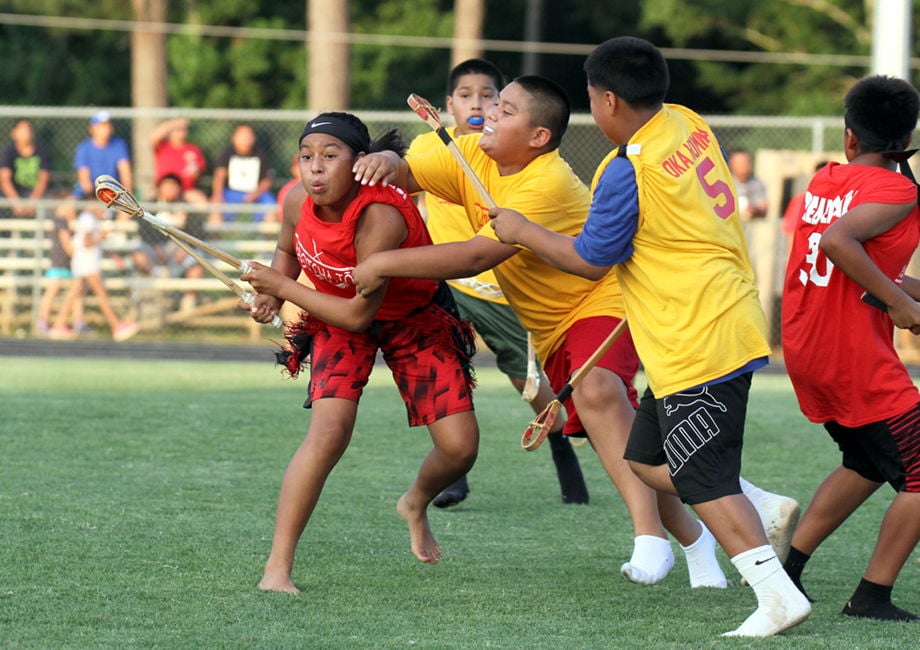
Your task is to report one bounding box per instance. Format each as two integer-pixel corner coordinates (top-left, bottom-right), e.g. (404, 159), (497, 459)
(241, 112), (479, 593)
(782, 74), (920, 621)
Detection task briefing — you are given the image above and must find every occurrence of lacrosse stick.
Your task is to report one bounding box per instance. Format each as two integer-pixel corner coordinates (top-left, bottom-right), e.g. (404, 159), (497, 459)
(408, 92), (542, 402)
(520, 332), (540, 402)
(407, 93), (497, 210)
(95, 175), (249, 272)
(168, 236), (283, 328)
(521, 318), (629, 451)
(94, 175), (282, 328)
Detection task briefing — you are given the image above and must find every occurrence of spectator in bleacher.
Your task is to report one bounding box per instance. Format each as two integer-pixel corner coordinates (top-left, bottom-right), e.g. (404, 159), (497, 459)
(73, 111), (133, 205)
(132, 174), (205, 314)
(210, 123), (276, 223)
(730, 148), (770, 285)
(0, 119), (52, 218)
(49, 206), (138, 342)
(35, 192), (81, 336)
(730, 149), (769, 222)
(149, 117), (208, 204)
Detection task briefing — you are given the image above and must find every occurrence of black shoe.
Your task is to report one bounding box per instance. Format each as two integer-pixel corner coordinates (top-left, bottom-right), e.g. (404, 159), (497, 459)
(433, 475), (470, 508)
(842, 599), (918, 622)
(548, 433), (589, 504)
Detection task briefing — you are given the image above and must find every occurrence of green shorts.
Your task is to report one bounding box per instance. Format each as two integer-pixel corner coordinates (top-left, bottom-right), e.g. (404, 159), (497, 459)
(451, 287), (529, 379)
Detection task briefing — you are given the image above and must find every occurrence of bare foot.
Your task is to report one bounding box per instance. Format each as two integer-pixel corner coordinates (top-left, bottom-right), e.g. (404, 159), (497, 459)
(397, 493), (442, 563)
(258, 568), (301, 594)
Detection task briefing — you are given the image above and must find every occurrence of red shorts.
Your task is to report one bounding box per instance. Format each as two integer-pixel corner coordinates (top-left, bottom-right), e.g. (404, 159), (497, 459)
(307, 305), (475, 427)
(543, 316), (639, 437)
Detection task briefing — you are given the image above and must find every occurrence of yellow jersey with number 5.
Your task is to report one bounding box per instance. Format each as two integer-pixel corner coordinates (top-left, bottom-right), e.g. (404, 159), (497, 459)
(590, 105), (769, 396)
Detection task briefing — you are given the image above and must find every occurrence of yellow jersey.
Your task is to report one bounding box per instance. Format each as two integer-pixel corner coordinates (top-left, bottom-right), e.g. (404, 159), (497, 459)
(408, 134), (624, 361)
(407, 129), (506, 304)
(578, 105), (769, 395)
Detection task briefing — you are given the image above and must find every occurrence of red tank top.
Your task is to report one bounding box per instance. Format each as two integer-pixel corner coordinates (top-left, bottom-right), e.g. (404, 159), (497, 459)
(782, 162), (920, 426)
(294, 183), (437, 320)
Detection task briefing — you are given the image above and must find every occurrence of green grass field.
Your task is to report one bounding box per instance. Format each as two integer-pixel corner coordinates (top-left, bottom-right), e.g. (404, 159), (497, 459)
(1, 355), (916, 648)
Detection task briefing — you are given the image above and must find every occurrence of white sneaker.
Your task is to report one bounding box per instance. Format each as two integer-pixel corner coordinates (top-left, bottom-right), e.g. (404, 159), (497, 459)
(113, 321), (139, 342)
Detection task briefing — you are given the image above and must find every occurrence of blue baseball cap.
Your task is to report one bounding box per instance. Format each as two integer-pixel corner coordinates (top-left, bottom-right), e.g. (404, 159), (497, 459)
(89, 111), (111, 126)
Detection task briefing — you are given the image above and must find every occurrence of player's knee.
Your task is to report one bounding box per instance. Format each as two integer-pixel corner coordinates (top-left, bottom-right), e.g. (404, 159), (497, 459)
(576, 369), (629, 412)
(628, 459), (658, 487)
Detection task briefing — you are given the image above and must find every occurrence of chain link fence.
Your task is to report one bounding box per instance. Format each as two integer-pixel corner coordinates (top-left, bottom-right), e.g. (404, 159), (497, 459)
(5, 106), (914, 359)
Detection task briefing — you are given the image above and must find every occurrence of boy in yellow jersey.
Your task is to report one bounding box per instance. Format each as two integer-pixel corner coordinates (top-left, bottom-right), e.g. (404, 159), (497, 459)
(489, 37), (810, 637)
(409, 58), (589, 508)
(352, 75), (729, 589)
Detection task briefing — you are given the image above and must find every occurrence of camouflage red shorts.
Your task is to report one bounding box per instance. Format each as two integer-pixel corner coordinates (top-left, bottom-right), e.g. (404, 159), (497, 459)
(306, 305), (476, 427)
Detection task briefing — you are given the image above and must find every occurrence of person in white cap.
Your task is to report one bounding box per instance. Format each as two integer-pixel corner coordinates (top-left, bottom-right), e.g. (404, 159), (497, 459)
(73, 110), (133, 200)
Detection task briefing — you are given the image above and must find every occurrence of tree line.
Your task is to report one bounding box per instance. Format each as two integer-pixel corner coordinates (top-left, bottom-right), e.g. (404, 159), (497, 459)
(0, 1), (915, 115)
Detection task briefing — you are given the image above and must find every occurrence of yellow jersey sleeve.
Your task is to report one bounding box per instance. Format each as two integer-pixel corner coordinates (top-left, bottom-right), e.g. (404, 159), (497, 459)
(407, 130), (506, 303)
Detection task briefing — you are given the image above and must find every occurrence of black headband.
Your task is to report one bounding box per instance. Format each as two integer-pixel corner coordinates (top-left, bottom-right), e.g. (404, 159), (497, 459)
(299, 115), (369, 155)
(844, 112), (912, 154)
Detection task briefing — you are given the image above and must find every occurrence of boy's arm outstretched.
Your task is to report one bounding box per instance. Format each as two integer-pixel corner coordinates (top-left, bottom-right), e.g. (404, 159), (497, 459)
(489, 206), (612, 281)
(353, 235), (515, 296)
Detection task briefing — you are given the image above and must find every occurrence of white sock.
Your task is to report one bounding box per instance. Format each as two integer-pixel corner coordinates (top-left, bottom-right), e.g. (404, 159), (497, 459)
(680, 521), (727, 589)
(739, 477), (800, 563)
(722, 545), (811, 637)
(620, 535), (674, 586)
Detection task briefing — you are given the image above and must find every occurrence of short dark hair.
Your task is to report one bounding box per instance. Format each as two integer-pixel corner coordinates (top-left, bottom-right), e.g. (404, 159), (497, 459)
(584, 36), (669, 109)
(157, 174), (182, 187)
(448, 58), (503, 95)
(844, 75), (920, 153)
(512, 75), (570, 151)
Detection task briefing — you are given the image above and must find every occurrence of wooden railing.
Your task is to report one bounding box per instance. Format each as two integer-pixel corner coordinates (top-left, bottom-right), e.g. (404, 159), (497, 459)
(0, 199), (283, 340)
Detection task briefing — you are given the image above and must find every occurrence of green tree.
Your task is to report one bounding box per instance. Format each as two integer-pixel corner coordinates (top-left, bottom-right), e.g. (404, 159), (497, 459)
(0, 1), (132, 106)
(637, 0), (917, 114)
(166, 2), (305, 109)
(349, 0), (455, 109)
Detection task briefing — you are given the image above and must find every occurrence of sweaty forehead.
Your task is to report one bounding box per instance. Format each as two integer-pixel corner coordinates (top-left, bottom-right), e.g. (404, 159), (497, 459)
(499, 82), (529, 111)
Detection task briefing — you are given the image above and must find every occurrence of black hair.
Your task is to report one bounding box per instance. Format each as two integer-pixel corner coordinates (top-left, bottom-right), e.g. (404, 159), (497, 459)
(157, 174), (182, 186)
(584, 36), (669, 109)
(844, 75), (920, 153)
(512, 75), (571, 151)
(448, 58), (504, 95)
(300, 111), (407, 158)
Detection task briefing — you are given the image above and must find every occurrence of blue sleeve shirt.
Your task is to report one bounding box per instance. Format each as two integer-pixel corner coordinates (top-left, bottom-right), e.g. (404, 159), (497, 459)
(574, 152), (640, 267)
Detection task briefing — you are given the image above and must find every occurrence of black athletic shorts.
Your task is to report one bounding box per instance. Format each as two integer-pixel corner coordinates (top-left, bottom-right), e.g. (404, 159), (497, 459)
(825, 402), (920, 493)
(625, 373), (753, 505)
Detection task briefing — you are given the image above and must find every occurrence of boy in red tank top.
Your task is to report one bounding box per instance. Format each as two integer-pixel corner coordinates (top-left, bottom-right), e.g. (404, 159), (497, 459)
(782, 74), (920, 621)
